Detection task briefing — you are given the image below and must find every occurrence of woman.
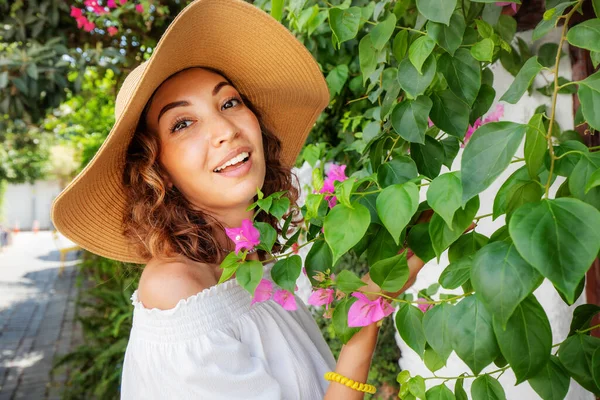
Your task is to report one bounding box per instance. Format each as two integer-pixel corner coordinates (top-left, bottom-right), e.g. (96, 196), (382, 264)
(51, 0), (426, 398)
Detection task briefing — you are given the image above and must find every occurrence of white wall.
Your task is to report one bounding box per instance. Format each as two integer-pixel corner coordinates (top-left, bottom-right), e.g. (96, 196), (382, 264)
(2, 180), (62, 231)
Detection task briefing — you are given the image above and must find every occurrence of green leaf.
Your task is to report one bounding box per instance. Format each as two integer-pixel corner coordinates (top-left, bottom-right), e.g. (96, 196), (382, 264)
(471, 375), (506, 400)
(424, 347), (446, 372)
(367, 225), (402, 265)
(270, 197), (290, 220)
(455, 378), (468, 400)
(428, 12), (466, 56)
(408, 376), (427, 399)
(270, 0), (284, 21)
(427, 172), (463, 228)
(567, 18), (600, 52)
(500, 57), (543, 104)
(472, 242), (543, 328)
(416, 0), (458, 25)
(270, 255), (302, 293)
(359, 34), (379, 85)
(396, 303), (427, 357)
(492, 166), (544, 222)
(423, 302), (453, 361)
(426, 384), (456, 400)
(326, 64), (349, 98)
(470, 38), (495, 62)
(324, 203), (371, 264)
(406, 222), (436, 263)
(448, 231), (489, 262)
(538, 42), (561, 68)
(593, 347), (600, 391)
(525, 113), (548, 179)
(569, 152), (600, 210)
(585, 168), (600, 194)
(595, 0), (600, 18)
(577, 70), (600, 131)
(551, 140), (588, 176)
(449, 296), (500, 375)
(439, 256), (473, 289)
(393, 30), (409, 62)
(335, 270), (367, 293)
(218, 251), (242, 284)
(441, 136), (461, 168)
(558, 334), (600, 395)
(410, 135), (445, 179)
(371, 13), (397, 50)
(305, 239), (333, 286)
(397, 55), (437, 98)
(430, 196), (480, 259)
(461, 122), (527, 203)
(409, 36), (436, 74)
(236, 260), (264, 295)
(509, 198), (600, 303)
(255, 222), (278, 252)
(333, 297), (362, 344)
(528, 355), (571, 400)
(492, 295), (552, 383)
(430, 89), (470, 139)
(439, 49), (481, 106)
(569, 304), (600, 336)
(391, 96), (433, 144)
(376, 182), (419, 244)
(328, 7), (362, 48)
(370, 253), (409, 292)
(377, 156), (419, 188)
(533, 2), (577, 41)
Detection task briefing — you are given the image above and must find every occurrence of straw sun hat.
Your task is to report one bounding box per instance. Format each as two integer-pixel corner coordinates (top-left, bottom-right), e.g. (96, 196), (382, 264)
(51, 0), (330, 264)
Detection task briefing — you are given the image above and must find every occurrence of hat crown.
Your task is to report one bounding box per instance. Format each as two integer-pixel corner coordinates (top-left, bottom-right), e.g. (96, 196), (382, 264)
(115, 62), (148, 120)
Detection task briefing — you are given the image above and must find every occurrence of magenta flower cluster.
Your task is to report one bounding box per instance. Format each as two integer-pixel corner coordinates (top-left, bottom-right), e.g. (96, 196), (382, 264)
(463, 103), (505, 147)
(317, 163), (348, 208)
(70, 0), (143, 35)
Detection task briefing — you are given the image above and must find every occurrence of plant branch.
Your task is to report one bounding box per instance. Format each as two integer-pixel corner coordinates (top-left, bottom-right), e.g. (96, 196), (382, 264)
(544, 0), (584, 198)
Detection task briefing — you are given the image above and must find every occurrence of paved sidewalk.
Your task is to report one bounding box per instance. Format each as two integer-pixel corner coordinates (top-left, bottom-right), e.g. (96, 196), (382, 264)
(0, 231), (84, 400)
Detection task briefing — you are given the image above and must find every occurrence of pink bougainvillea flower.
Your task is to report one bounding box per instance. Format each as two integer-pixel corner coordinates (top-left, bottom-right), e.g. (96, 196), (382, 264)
(135, 3), (144, 13)
(416, 298), (434, 313)
(120, 0), (127, 4)
(83, 20), (96, 32)
(317, 163), (348, 208)
(428, 117), (435, 128)
(302, 266), (307, 276)
(107, 0), (117, 8)
(292, 242), (299, 254)
(495, 1), (518, 12)
(251, 279), (273, 305)
(273, 289), (297, 311)
(70, 6), (83, 17)
(462, 104), (505, 147)
(107, 26), (118, 36)
(225, 219), (260, 254)
(308, 288), (334, 308)
(347, 292), (394, 327)
(75, 15), (88, 28)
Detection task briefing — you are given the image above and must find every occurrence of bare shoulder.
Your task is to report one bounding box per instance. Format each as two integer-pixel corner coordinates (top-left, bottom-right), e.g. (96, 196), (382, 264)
(137, 256), (217, 311)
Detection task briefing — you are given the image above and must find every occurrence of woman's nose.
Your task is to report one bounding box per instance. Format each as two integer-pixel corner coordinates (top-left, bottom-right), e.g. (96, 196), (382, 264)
(209, 115), (240, 146)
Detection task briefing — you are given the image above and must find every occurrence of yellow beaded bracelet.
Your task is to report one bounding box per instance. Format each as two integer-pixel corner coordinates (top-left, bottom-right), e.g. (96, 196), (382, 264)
(324, 371), (377, 394)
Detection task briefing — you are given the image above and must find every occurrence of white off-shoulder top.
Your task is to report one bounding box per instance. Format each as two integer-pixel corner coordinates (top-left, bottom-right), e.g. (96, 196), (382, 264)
(120, 261), (337, 399)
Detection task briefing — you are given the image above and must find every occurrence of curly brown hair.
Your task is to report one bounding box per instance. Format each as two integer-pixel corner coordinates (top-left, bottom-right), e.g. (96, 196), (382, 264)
(122, 66), (300, 265)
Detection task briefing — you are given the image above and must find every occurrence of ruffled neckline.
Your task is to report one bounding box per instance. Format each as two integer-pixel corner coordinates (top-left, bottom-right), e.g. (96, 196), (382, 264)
(130, 259), (275, 315)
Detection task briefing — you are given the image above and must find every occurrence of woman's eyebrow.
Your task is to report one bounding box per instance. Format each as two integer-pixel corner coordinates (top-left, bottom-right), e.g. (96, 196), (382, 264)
(156, 81), (233, 124)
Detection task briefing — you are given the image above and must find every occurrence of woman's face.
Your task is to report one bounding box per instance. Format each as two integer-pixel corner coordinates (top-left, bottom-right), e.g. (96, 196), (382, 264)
(144, 68), (266, 216)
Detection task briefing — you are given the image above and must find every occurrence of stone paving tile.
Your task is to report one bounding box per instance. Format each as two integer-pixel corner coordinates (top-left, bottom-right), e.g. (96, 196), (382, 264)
(0, 232), (83, 400)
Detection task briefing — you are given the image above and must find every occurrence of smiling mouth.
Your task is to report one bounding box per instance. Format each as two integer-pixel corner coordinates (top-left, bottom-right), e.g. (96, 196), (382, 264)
(213, 152), (251, 173)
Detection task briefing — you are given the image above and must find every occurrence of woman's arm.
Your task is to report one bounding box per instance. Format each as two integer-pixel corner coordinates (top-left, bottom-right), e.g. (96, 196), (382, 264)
(323, 252), (426, 400)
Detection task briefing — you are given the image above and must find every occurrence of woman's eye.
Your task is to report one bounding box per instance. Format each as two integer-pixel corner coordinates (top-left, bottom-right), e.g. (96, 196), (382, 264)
(223, 97), (241, 110)
(171, 119), (192, 133)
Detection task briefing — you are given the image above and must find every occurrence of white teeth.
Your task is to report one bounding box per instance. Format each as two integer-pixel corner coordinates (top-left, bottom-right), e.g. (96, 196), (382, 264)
(214, 152), (249, 172)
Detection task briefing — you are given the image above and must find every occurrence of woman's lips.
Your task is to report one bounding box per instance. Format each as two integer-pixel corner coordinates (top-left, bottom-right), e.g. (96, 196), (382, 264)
(215, 154), (252, 178)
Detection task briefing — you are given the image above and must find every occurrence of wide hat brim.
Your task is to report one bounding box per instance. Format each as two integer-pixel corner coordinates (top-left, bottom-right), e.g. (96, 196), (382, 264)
(51, 0), (330, 264)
